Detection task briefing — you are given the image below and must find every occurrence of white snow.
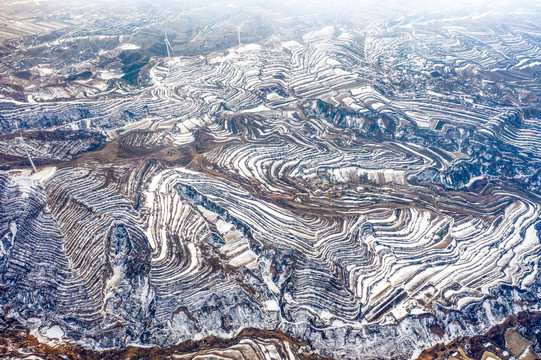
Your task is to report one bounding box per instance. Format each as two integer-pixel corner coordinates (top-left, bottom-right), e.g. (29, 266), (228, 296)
(44, 325), (64, 339)
(30, 166), (56, 182)
(9, 221), (17, 239)
(264, 300), (280, 311)
(215, 219), (234, 234)
(240, 104), (270, 113)
(118, 43), (140, 50)
(235, 43), (261, 52)
(99, 69), (122, 80)
(281, 40), (302, 50)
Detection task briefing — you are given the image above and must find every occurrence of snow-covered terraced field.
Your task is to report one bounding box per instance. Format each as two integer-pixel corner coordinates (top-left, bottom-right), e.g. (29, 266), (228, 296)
(1, 5), (541, 360)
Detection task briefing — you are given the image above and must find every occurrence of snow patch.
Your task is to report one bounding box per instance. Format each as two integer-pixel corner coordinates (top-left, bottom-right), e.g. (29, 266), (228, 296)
(240, 104), (270, 113)
(264, 300), (280, 311)
(44, 325), (64, 340)
(118, 43), (140, 50)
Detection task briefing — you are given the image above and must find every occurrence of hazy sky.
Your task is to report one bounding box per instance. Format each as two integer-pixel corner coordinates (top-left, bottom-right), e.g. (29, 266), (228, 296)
(2, 0), (539, 25)
(3, 0), (535, 11)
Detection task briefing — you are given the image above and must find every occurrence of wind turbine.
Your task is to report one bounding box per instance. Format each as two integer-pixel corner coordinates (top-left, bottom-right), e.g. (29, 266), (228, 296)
(235, 24), (242, 46)
(164, 31), (173, 59)
(13, 121), (38, 174)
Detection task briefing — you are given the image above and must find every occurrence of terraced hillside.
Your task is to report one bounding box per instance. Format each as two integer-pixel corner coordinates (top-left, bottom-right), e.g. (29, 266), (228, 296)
(1, 1), (541, 359)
